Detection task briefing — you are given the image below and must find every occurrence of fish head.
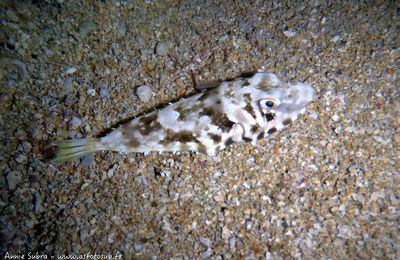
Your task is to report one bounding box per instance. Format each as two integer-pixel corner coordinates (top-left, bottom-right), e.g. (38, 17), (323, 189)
(251, 73), (315, 130)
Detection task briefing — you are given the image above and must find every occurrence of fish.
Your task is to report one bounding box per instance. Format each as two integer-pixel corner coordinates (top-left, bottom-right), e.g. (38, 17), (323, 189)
(53, 72), (314, 162)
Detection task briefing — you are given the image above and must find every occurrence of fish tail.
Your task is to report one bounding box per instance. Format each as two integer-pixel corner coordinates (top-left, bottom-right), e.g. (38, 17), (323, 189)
(52, 138), (103, 162)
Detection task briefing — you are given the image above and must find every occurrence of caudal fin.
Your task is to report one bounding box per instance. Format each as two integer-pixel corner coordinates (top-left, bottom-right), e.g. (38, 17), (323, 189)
(52, 138), (102, 162)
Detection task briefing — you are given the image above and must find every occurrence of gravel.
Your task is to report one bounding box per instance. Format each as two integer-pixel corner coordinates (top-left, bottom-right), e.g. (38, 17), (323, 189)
(70, 115), (83, 129)
(6, 171), (23, 190)
(0, 1), (398, 259)
(282, 29), (297, 38)
(136, 84), (153, 103)
(155, 42), (168, 56)
(99, 86), (110, 98)
(80, 155), (94, 167)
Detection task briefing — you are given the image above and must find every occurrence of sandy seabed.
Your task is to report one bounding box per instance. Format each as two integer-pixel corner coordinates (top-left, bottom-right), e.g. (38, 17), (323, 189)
(0, 0), (399, 259)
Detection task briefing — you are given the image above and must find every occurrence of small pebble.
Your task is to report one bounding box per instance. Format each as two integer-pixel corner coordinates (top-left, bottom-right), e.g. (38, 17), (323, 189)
(34, 194), (43, 212)
(19, 141), (32, 153)
(308, 111), (319, 120)
(134, 243), (143, 251)
(3, 59), (28, 81)
(107, 234), (114, 244)
(7, 79), (16, 87)
(334, 125), (342, 134)
(81, 155), (94, 167)
(99, 86), (110, 98)
(7, 171), (22, 190)
(63, 77), (74, 94)
(140, 48), (153, 56)
(70, 115), (83, 129)
(64, 67), (77, 75)
(31, 127), (42, 140)
(79, 19), (96, 38)
(246, 157), (255, 167)
(202, 248), (213, 258)
(245, 219), (253, 230)
(6, 10), (20, 22)
(326, 142), (333, 151)
(229, 237), (236, 251)
(213, 193), (225, 202)
(283, 29), (297, 38)
(15, 154), (27, 164)
(218, 34), (229, 43)
(87, 88), (96, 96)
(199, 237), (212, 247)
(136, 84), (153, 102)
(83, 123), (92, 133)
(155, 42), (168, 56)
(331, 35), (341, 43)
(222, 226), (231, 240)
(107, 164), (118, 178)
(80, 228), (89, 242)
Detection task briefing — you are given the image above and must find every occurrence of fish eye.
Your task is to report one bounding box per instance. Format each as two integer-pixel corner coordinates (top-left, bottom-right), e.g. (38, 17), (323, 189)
(265, 100), (274, 107)
(260, 97), (280, 111)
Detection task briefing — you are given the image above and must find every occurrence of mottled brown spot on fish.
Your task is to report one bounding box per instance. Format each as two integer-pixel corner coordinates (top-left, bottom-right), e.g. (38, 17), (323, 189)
(197, 143), (208, 153)
(160, 129), (199, 144)
(265, 113), (275, 122)
(243, 137), (252, 142)
(139, 122), (162, 135)
(120, 122), (156, 144)
(243, 94), (256, 119)
(267, 127), (277, 134)
(243, 93), (251, 101)
(256, 77), (272, 90)
(175, 105), (185, 120)
(251, 125), (259, 133)
(224, 137), (234, 147)
(200, 107), (235, 131)
(121, 124), (133, 137)
(200, 107), (214, 117)
(208, 133), (222, 143)
(257, 131), (265, 140)
(282, 118), (292, 126)
(180, 143), (191, 151)
(127, 137), (140, 148)
(176, 103), (203, 121)
(139, 113), (158, 125)
(138, 115), (162, 135)
(225, 89), (234, 98)
(222, 118), (235, 130)
(242, 79), (251, 86)
(174, 131), (197, 143)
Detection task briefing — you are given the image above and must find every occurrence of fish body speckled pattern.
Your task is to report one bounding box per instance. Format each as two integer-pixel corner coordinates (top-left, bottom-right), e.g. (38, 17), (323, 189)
(54, 72), (314, 161)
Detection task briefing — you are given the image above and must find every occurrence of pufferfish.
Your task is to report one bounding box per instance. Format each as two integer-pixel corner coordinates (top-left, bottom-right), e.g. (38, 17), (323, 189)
(54, 72), (314, 162)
